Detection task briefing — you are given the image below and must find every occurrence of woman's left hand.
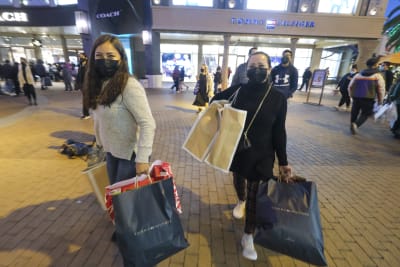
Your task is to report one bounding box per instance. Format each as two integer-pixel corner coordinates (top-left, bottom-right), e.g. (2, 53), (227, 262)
(279, 165), (292, 182)
(136, 162), (150, 175)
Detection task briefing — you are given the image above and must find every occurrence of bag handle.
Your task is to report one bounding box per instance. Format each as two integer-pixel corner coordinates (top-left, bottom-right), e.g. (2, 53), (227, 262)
(228, 86), (241, 104)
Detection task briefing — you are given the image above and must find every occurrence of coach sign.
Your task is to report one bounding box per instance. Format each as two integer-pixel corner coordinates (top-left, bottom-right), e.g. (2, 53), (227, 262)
(0, 12), (28, 22)
(0, 6), (76, 26)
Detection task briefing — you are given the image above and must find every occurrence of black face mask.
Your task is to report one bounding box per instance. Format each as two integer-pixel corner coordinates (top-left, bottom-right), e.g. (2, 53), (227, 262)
(247, 67), (268, 84)
(95, 59), (119, 78)
(281, 56), (290, 65)
(200, 68), (204, 73)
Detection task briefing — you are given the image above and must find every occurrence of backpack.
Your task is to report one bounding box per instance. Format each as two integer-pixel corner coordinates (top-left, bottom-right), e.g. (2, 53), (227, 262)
(60, 139), (92, 159)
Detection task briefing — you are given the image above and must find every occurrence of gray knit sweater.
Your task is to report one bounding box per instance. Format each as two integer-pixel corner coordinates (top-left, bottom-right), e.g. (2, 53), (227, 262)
(93, 77), (156, 163)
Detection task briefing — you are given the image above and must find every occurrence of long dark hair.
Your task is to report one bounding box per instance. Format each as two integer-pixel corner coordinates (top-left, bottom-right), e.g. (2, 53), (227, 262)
(83, 34), (129, 110)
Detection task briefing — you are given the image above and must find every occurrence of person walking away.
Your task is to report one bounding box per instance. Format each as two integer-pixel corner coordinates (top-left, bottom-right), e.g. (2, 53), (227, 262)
(179, 66), (189, 91)
(211, 51), (292, 261)
(82, 34), (156, 266)
(2, 60), (17, 95)
(171, 65), (180, 92)
(193, 64), (212, 113)
(75, 53), (90, 119)
(12, 62), (21, 96)
(335, 64), (358, 111)
(213, 66), (222, 94)
(34, 59), (48, 90)
(62, 60), (73, 91)
(270, 49), (299, 99)
(18, 57), (37, 105)
(388, 79), (400, 138)
(231, 47), (258, 86)
(298, 67), (312, 91)
(349, 57), (385, 134)
(381, 61), (393, 94)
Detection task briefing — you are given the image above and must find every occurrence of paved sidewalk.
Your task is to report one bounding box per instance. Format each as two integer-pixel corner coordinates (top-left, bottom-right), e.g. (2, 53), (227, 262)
(0, 82), (399, 267)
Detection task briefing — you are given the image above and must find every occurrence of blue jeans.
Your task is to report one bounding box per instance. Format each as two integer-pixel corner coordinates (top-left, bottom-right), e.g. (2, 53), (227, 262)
(106, 152), (136, 185)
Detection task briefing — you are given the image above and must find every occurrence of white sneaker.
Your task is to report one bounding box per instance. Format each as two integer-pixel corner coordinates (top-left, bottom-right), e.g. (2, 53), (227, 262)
(350, 122), (358, 135)
(241, 233), (257, 261)
(233, 200), (246, 219)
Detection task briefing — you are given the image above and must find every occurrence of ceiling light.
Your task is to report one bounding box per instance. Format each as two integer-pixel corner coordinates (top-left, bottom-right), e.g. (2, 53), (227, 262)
(300, 4), (309, 12)
(153, 0), (161, 5)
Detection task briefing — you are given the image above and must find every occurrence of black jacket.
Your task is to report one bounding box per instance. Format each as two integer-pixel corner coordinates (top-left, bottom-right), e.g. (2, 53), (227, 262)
(211, 81), (288, 181)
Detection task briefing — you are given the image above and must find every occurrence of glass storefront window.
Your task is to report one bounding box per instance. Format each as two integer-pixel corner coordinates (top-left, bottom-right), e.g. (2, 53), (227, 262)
(319, 50), (342, 80)
(317, 0), (359, 15)
(246, 0), (288, 11)
(293, 48), (312, 83)
(22, 0), (49, 6)
(0, 0), (12, 6)
(172, 0), (213, 7)
(55, 0), (77, 4)
(160, 44), (198, 82)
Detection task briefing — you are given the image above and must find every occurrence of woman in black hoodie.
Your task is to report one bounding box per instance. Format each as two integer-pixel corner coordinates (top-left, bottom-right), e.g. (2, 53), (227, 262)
(211, 51), (292, 261)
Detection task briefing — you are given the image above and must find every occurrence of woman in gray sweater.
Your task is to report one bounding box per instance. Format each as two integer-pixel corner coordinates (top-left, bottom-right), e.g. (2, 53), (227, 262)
(84, 34), (156, 183)
(83, 34), (156, 266)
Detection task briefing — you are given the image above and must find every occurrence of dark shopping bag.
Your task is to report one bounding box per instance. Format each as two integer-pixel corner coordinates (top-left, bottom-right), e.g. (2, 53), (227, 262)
(44, 76), (52, 86)
(254, 177), (327, 266)
(113, 177), (189, 266)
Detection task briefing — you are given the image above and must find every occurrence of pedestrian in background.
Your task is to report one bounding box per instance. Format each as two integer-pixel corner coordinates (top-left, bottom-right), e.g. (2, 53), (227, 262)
(179, 66), (189, 91)
(2, 60), (17, 95)
(18, 57), (37, 105)
(380, 61), (393, 94)
(171, 65), (180, 92)
(213, 66), (222, 94)
(62, 60), (73, 91)
(231, 47), (258, 86)
(335, 64), (358, 111)
(270, 49), (298, 99)
(76, 53), (90, 119)
(349, 57), (385, 135)
(35, 59), (48, 90)
(193, 63), (212, 113)
(298, 67), (312, 91)
(388, 79), (400, 138)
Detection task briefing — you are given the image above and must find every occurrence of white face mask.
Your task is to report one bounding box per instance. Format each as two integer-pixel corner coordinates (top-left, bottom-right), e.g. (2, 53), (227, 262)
(378, 66), (384, 71)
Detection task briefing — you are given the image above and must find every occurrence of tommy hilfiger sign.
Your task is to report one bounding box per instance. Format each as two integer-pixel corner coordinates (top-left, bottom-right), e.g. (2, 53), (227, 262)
(231, 17), (315, 30)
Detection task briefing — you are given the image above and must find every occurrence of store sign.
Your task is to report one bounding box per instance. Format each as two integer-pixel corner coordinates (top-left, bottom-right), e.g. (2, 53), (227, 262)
(96, 10), (121, 19)
(231, 17), (315, 30)
(0, 12), (28, 22)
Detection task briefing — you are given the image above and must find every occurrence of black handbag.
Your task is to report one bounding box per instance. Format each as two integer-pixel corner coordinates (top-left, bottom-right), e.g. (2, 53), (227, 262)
(254, 177), (327, 266)
(113, 177), (189, 267)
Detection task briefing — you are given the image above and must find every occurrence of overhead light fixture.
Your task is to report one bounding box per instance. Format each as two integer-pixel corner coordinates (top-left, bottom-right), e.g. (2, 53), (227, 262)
(369, 7), (377, 16)
(32, 38), (42, 47)
(142, 30), (152, 45)
(300, 4), (309, 12)
(75, 11), (90, 34)
(153, 0), (161, 5)
(228, 0), (236, 9)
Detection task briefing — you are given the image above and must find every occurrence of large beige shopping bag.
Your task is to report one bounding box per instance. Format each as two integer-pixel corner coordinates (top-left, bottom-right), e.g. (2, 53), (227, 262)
(182, 101), (227, 161)
(204, 104), (247, 173)
(82, 162), (109, 210)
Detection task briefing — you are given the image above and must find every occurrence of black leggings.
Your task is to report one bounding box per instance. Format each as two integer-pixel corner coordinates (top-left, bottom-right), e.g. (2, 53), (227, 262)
(233, 172), (260, 234)
(23, 84), (36, 103)
(338, 88), (351, 107)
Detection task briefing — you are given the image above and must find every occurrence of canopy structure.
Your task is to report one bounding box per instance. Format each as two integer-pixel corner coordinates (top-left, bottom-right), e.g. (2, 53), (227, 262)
(379, 52), (400, 64)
